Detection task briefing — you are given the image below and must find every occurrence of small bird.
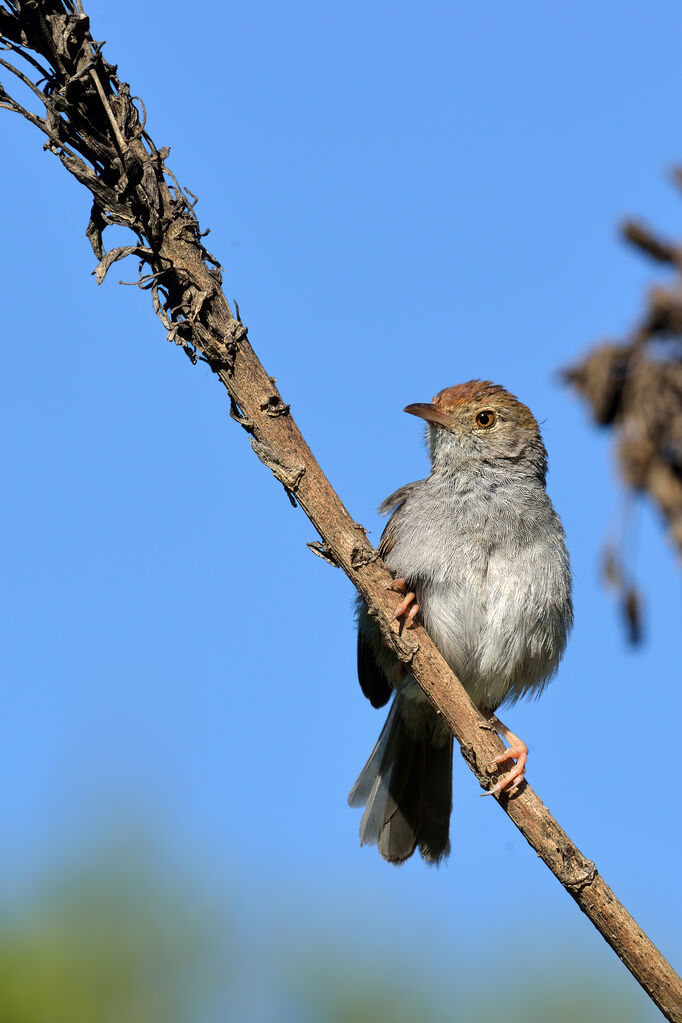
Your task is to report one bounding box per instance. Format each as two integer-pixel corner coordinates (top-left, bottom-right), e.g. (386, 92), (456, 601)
(349, 381), (572, 865)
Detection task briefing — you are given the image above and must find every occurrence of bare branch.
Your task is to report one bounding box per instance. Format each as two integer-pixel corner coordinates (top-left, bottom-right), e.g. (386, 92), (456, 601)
(621, 218), (681, 265)
(0, 52), (50, 103)
(1, 3), (681, 1019)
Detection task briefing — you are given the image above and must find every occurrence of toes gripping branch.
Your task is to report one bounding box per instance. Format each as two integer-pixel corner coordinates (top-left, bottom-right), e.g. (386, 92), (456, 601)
(390, 578), (420, 628)
(479, 711), (529, 797)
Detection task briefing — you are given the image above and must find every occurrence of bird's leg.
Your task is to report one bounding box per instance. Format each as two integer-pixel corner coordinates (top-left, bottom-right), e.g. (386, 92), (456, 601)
(478, 707), (528, 797)
(387, 578), (420, 628)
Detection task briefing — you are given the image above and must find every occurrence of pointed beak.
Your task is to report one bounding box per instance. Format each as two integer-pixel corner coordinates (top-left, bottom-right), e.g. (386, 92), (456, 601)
(403, 402), (453, 428)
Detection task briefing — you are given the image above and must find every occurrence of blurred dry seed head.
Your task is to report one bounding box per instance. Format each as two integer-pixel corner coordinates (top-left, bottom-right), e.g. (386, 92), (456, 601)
(564, 175), (682, 639)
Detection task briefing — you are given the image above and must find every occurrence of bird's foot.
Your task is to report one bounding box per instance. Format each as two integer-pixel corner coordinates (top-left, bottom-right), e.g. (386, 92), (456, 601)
(478, 710), (528, 797)
(388, 578), (420, 628)
(484, 740), (528, 797)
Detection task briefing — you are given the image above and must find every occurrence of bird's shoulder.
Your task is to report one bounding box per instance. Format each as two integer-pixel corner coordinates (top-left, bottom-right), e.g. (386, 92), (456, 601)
(377, 479), (426, 559)
(377, 479), (425, 516)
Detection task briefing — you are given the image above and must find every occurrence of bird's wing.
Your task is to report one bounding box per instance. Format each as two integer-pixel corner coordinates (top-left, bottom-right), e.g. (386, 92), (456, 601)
(378, 479), (424, 517)
(377, 480), (423, 559)
(356, 481), (424, 708)
(357, 623), (392, 708)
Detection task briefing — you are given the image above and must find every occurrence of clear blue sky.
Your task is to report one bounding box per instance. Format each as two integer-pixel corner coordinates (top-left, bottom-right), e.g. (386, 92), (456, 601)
(1, 1), (681, 1019)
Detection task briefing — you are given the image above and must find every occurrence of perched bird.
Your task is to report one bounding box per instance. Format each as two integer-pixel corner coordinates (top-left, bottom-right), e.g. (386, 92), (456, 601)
(349, 380), (572, 865)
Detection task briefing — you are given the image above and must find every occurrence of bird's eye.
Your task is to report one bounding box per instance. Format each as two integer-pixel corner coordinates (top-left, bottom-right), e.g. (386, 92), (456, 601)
(475, 410), (497, 429)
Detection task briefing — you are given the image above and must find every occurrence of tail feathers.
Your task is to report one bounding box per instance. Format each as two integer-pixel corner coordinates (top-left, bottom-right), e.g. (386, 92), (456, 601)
(418, 739), (453, 863)
(348, 701), (452, 865)
(376, 723), (423, 863)
(347, 702), (398, 809)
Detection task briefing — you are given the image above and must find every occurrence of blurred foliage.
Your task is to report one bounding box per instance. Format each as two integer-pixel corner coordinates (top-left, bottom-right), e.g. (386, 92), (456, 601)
(284, 941), (647, 1023)
(288, 969), (646, 1023)
(0, 834), (225, 1023)
(0, 828), (652, 1023)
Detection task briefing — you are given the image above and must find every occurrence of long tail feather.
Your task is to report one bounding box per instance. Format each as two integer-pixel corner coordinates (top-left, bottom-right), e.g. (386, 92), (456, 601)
(348, 699), (452, 865)
(418, 739), (453, 863)
(348, 702), (398, 809)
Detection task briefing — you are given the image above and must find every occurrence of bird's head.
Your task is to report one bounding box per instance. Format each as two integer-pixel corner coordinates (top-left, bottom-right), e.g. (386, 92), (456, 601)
(404, 380), (547, 479)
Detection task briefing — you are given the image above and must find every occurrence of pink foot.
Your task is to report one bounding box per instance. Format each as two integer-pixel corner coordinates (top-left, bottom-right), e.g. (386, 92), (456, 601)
(477, 709), (529, 798)
(389, 578), (420, 629)
(484, 740), (528, 797)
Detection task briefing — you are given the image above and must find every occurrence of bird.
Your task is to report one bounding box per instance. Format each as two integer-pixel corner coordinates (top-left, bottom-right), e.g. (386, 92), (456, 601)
(348, 380), (573, 865)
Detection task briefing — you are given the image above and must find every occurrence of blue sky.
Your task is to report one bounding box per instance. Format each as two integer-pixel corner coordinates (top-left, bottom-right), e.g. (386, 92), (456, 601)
(1, 1), (681, 1019)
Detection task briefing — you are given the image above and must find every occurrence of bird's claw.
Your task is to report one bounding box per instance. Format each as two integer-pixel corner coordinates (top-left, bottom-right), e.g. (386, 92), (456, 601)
(391, 579), (420, 628)
(481, 740), (528, 798)
(387, 578), (408, 593)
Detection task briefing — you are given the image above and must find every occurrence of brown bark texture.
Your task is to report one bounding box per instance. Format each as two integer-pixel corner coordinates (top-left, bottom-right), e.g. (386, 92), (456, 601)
(1, 3), (680, 1019)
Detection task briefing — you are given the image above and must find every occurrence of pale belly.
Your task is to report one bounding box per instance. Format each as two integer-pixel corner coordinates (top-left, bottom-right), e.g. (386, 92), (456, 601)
(413, 543), (569, 710)
(379, 473), (572, 713)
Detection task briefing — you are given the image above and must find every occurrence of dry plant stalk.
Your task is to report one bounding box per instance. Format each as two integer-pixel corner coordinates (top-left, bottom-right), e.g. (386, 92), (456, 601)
(565, 194), (682, 638)
(1, 3), (680, 1019)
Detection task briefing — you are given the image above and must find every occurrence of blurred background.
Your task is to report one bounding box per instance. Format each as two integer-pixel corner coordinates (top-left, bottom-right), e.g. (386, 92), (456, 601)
(1, 1), (681, 1020)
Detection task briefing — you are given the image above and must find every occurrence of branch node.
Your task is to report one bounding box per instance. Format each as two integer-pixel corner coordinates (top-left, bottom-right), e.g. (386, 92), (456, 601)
(365, 597), (418, 663)
(556, 852), (599, 893)
(93, 244), (152, 284)
(260, 394), (290, 418)
(306, 540), (340, 567)
(459, 743), (481, 777)
(350, 546), (378, 570)
(220, 319), (248, 369)
(229, 398), (254, 432)
(249, 437), (305, 501)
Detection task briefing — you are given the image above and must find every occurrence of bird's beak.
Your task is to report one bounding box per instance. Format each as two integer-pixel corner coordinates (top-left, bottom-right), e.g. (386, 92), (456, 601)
(403, 402), (453, 428)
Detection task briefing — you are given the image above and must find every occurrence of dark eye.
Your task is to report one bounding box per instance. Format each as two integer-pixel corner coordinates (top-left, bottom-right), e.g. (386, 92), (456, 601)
(475, 410), (497, 429)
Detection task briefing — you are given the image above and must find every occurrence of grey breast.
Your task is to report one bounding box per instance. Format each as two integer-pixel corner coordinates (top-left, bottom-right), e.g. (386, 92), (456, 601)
(382, 474), (572, 710)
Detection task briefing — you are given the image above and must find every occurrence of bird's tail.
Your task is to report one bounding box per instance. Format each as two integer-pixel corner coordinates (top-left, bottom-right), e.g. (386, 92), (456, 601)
(348, 700), (453, 865)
